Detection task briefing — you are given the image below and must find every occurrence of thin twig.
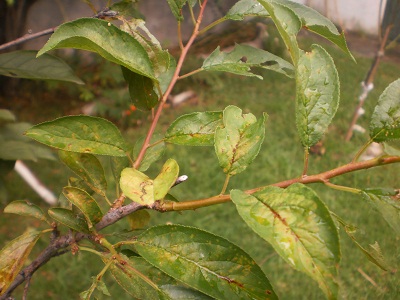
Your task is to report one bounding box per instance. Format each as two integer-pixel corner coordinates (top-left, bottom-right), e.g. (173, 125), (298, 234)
(22, 276), (31, 300)
(133, 0), (209, 169)
(0, 28), (56, 51)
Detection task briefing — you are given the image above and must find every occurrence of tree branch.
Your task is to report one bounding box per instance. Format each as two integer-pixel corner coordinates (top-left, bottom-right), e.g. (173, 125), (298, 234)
(0, 28), (55, 51)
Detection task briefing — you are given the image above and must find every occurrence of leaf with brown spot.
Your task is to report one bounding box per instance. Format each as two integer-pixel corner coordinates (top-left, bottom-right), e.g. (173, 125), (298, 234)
(0, 231), (41, 295)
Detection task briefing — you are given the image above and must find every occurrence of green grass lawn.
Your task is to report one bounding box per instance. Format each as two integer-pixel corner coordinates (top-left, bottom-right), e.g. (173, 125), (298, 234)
(1, 39), (399, 299)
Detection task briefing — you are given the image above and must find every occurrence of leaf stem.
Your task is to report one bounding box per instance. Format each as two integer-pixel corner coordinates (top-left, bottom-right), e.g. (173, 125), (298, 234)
(220, 174), (230, 194)
(133, 0), (209, 169)
(353, 139), (373, 162)
(177, 21), (184, 50)
(178, 68), (203, 80)
(198, 17), (227, 35)
(323, 181), (361, 194)
(302, 147), (309, 176)
(79, 246), (103, 257)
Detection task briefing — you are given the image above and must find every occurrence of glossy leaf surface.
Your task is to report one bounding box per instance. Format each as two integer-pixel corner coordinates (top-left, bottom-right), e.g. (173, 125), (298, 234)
(370, 79), (400, 142)
(202, 44), (294, 78)
(296, 45), (339, 147)
(26, 116), (128, 156)
(226, 0), (269, 20)
(38, 18), (155, 80)
(136, 224), (277, 300)
(161, 285), (213, 299)
(59, 151), (107, 196)
(120, 168), (154, 205)
(153, 159), (179, 200)
(257, 0), (301, 63)
(165, 111), (223, 146)
(0, 231), (41, 295)
(215, 106), (266, 176)
(4, 200), (48, 223)
(0, 50), (83, 84)
(62, 187), (103, 228)
(48, 208), (89, 233)
(231, 184), (340, 299)
(275, 0), (354, 60)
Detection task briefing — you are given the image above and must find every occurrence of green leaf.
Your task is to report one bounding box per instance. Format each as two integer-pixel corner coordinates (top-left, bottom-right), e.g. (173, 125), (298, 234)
(0, 140), (44, 161)
(122, 66), (159, 111)
(296, 45), (339, 147)
(215, 106), (267, 176)
(0, 50), (84, 84)
(126, 210), (151, 230)
(133, 134), (166, 172)
(103, 253), (166, 299)
(161, 285), (213, 299)
(166, 0), (196, 21)
(26, 115), (128, 156)
(79, 276), (111, 300)
(165, 111), (223, 146)
(136, 224), (278, 300)
(62, 187), (103, 229)
(0, 230), (41, 295)
(202, 44), (294, 78)
(257, 0), (301, 63)
(383, 142), (400, 156)
(369, 79), (400, 142)
(120, 168), (154, 205)
(362, 191), (400, 234)
(275, 0), (354, 61)
(226, 0), (269, 20)
(48, 208), (89, 233)
(59, 151), (107, 196)
(4, 200), (48, 223)
(38, 18), (155, 80)
(153, 159), (179, 200)
(110, 156), (130, 184)
(128, 256), (177, 286)
(231, 184), (340, 299)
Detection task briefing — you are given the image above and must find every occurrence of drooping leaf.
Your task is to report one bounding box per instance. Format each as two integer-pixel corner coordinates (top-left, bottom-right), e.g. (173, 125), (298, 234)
(103, 253), (167, 299)
(153, 159), (179, 200)
(332, 213), (390, 271)
(38, 18), (155, 80)
(59, 151), (107, 196)
(0, 230), (41, 295)
(126, 210), (150, 230)
(226, 0), (269, 20)
(215, 106), (267, 176)
(120, 168), (154, 205)
(202, 44), (294, 78)
(166, 0), (197, 21)
(383, 142), (400, 156)
(231, 184), (340, 299)
(26, 115), (128, 156)
(362, 191), (400, 234)
(257, 0), (301, 63)
(133, 133), (165, 172)
(110, 0), (143, 19)
(369, 79), (400, 142)
(296, 45), (339, 147)
(4, 200), (48, 223)
(122, 66), (159, 111)
(48, 208), (89, 233)
(165, 111), (223, 146)
(62, 187), (103, 229)
(0, 50), (84, 84)
(274, 0), (354, 61)
(136, 224), (278, 300)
